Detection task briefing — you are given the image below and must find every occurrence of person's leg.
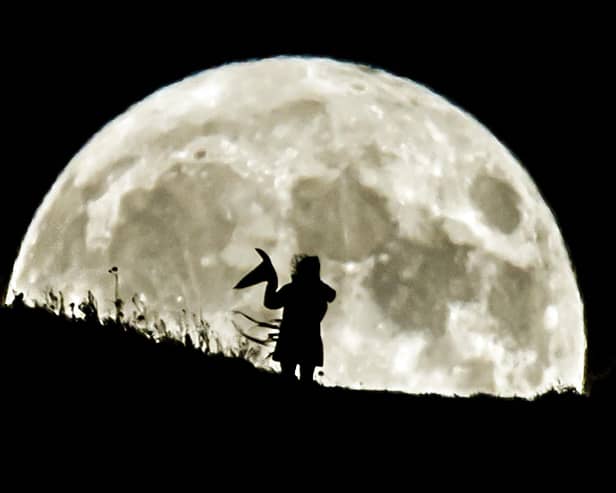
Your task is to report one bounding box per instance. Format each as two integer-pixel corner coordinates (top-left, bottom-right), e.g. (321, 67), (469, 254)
(300, 364), (315, 384)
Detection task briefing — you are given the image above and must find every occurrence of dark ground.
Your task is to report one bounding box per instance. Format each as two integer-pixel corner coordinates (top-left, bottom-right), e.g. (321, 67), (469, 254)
(1, 302), (613, 461)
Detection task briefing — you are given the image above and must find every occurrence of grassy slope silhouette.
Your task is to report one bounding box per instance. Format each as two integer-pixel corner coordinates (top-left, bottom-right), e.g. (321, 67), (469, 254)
(0, 294), (613, 450)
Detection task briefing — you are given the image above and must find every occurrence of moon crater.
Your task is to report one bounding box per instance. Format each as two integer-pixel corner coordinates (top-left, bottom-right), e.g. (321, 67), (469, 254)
(368, 232), (479, 334)
(290, 167), (397, 261)
(470, 174), (522, 234)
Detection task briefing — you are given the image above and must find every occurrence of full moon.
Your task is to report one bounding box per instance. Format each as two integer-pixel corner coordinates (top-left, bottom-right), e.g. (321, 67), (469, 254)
(8, 57), (585, 397)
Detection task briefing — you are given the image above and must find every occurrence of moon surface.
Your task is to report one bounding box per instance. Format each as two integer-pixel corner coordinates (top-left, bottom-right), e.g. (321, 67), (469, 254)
(8, 57), (585, 397)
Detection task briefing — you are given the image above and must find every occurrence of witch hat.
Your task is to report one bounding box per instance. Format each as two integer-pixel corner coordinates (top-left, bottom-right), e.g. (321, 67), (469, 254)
(233, 248), (277, 289)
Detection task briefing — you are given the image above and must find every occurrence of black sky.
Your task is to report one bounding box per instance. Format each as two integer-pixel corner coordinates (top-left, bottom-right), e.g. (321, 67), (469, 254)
(1, 15), (611, 373)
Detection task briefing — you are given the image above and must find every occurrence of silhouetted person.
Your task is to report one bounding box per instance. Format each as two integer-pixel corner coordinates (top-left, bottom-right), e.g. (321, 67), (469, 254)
(234, 249), (336, 383)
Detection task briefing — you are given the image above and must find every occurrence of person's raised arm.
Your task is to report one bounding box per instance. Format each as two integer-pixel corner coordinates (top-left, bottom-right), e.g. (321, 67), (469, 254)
(264, 281), (287, 309)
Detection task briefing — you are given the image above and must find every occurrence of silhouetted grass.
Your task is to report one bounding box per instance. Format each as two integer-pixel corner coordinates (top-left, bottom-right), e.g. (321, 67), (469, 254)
(0, 295), (613, 452)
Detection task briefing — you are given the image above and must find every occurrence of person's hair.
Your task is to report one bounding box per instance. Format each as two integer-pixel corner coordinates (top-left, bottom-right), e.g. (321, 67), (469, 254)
(291, 254), (320, 280)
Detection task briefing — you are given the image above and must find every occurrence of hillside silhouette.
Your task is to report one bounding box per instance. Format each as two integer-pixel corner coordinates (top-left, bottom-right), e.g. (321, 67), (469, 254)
(1, 293), (613, 457)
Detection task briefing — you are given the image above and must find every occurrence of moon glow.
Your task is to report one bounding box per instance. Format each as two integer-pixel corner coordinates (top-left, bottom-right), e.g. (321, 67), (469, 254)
(8, 57), (585, 397)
